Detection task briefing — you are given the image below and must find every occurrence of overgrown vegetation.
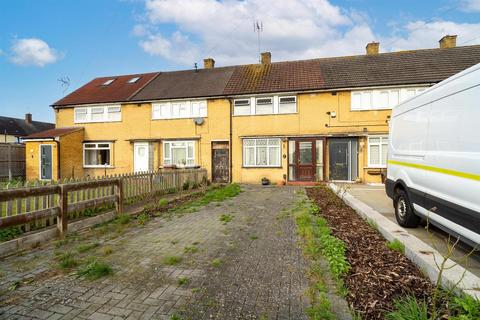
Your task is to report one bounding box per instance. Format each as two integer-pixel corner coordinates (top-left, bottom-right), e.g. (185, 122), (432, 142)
(77, 259), (113, 280)
(219, 214), (234, 224)
(211, 258), (222, 267)
(76, 242), (99, 253)
(163, 255), (182, 265)
(387, 239), (405, 254)
(0, 226), (23, 242)
(170, 184), (241, 213)
(57, 251), (80, 270)
(294, 193), (350, 319)
(177, 276), (190, 286)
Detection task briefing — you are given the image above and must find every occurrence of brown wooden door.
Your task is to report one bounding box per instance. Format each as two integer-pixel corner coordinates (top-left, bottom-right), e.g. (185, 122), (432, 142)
(212, 146), (229, 183)
(291, 139), (316, 181)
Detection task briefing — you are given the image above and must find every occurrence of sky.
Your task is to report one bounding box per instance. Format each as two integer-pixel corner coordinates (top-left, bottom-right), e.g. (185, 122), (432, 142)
(1, 0), (480, 123)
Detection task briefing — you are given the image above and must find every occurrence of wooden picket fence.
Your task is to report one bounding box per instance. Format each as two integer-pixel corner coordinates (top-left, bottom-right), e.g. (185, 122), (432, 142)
(0, 168), (208, 238)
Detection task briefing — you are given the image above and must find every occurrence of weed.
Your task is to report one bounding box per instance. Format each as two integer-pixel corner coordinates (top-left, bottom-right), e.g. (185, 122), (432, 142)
(184, 246), (198, 254)
(171, 240), (179, 245)
(450, 294), (480, 320)
(306, 291), (336, 320)
(211, 258), (222, 267)
(158, 199), (169, 207)
(170, 314), (183, 320)
(171, 184), (241, 213)
(182, 180), (190, 190)
(76, 242), (99, 253)
(115, 214), (131, 225)
(177, 277), (190, 286)
(219, 214), (234, 224)
(54, 238), (69, 248)
(385, 296), (428, 320)
(387, 239), (405, 254)
(137, 213), (150, 226)
(191, 287), (201, 293)
(163, 255), (182, 265)
(8, 280), (21, 291)
(0, 226), (23, 242)
(77, 260), (113, 280)
(366, 218), (378, 230)
(57, 252), (79, 269)
(102, 246), (113, 255)
(250, 235), (259, 240)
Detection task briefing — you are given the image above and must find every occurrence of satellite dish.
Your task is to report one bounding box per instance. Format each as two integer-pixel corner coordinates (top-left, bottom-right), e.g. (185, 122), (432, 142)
(193, 117), (204, 125)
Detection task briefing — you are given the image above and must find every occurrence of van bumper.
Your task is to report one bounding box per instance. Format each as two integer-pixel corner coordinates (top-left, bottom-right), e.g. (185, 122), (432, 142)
(385, 179), (395, 199)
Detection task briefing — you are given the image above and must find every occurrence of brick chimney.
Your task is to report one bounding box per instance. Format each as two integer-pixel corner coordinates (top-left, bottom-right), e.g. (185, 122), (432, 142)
(261, 52), (271, 64)
(25, 113), (32, 124)
(366, 42), (379, 55)
(439, 35), (457, 48)
(203, 58), (215, 69)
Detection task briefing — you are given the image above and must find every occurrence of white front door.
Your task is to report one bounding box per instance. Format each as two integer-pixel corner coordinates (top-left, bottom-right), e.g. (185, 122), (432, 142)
(134, 143), (149, 172)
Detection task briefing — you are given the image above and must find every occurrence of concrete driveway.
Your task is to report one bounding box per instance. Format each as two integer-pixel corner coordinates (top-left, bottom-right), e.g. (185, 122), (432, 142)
(342, 184), (480, 277)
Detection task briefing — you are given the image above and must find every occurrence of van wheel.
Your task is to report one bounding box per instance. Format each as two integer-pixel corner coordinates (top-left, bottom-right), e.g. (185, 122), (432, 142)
(394, 189), (420, 228)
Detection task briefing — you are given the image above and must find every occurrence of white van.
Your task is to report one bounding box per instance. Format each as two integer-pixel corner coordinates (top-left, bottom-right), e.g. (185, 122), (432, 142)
(386, 63), (480, 247)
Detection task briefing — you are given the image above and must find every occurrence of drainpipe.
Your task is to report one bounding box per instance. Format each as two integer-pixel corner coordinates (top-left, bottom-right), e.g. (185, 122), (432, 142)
(55, 139), (60, 181)
(229, 98), (233, 183)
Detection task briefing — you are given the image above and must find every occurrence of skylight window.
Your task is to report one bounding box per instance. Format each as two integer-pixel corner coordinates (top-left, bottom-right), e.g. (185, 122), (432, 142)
(102, 79), (115, 86)
(127, 77), (140, 83)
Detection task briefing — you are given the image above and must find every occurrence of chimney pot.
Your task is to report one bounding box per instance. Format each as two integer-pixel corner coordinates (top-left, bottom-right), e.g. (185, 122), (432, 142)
(203, 58), (215, 69)
(366, 42), (379, 55)
(261, 52), (271, 64)
(439, 35), (457, 48)
(25, 113), (32, 124)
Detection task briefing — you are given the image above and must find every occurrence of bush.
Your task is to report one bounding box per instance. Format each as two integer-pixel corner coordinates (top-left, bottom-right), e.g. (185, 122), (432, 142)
(0, 226), (23, 242)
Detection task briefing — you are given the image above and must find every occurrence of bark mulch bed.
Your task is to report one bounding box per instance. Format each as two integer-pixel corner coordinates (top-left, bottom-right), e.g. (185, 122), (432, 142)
(307, 185), (434, 320)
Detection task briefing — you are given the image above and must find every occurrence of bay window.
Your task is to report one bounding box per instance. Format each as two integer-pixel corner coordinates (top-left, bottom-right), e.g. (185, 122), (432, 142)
(368, 136), (388, 167)
(243, 138), (281, 167)
(163, 141), (195, 166)
(83, 142), (112, 167)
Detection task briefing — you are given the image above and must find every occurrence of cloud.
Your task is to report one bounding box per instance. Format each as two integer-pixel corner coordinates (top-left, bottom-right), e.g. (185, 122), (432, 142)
(460, 0), (480, 12)
(386, 20), (480, 51)
(10, 38), (59, 67)
(134, 0), (480, 67)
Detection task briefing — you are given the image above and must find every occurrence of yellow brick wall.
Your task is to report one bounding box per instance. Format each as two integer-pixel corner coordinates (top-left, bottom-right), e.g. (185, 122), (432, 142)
(55, 99), (231, 179)
(59, 129), (84, 180)
(25, 141), (58, 181)
(231, 91), (389, 183)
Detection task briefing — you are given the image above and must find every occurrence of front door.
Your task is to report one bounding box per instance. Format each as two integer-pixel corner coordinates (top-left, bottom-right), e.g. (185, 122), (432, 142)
(212, 142), (229, 183)
(134, 142), (149, 172)
(40, 145), (52, 180)
(328, 138), (358, 181)
(288, 139), (317, 181)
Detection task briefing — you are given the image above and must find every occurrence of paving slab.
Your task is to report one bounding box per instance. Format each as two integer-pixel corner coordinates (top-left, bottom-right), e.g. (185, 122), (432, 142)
(0, 185), (350, 319)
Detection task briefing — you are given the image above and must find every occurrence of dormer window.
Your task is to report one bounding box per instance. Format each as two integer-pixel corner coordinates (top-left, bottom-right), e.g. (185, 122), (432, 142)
(102, 79), (115, 86)
(127, 77), (140, 83)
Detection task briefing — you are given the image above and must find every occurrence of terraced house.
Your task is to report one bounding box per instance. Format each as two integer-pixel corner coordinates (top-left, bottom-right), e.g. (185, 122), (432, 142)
(24, 35), (480, 184)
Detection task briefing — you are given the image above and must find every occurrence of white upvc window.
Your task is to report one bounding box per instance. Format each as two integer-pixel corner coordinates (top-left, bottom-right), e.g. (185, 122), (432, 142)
(368, 136), (388, 167)
(243, 138), (281, 167)
(233, 99), (251, 115)
(255, 97), (274, 115)
(83, 142), (112, 168)
(74, 105), (122, 123)
(351, 87), (428, 111)
(234, 95), (297, 116)
(163, 140), (195, 166)
(152, 100), (207, 119)
(279, 96), (297, 114)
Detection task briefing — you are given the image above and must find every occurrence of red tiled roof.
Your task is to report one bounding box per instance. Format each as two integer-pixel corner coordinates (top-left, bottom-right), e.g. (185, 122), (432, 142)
(24, 127), (84, 139)
(52, 73), (159, 107)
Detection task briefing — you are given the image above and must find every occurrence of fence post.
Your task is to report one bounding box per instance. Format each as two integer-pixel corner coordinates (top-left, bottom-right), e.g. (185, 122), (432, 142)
(57, 185), (68, 238)
(115, 178), (123, 215)
(7, 144), (12, 181)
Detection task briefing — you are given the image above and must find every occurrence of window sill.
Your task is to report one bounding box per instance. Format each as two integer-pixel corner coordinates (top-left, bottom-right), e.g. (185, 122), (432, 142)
(365, 166), (387, 169)
(75, 120), (122, 124)
(83, 166), (115, 169)
(152, 116), (207, 121)
(242, 166), (283, 169)
(233, 112), (298, 117)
